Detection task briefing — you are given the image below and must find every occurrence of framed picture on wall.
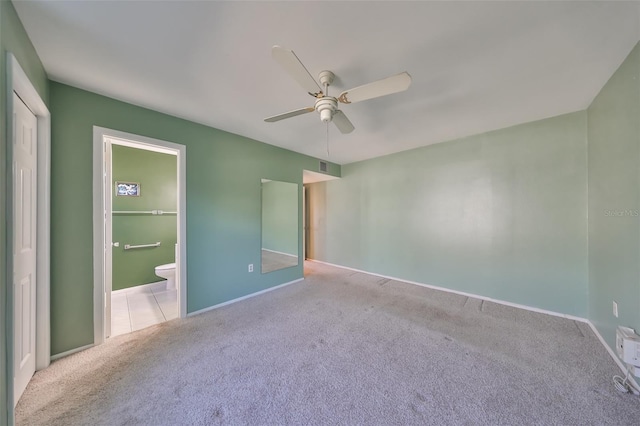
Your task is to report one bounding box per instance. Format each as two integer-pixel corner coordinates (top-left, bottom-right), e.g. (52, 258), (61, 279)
(115, 181), (141, 197)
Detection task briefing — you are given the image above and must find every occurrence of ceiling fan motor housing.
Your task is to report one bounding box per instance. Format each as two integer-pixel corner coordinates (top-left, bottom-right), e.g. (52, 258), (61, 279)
(316, 97), (337, 122)
(318, 70), (335, 87)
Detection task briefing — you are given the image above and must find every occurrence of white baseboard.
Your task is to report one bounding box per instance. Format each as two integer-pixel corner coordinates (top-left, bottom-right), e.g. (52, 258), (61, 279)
(187, 278), (304, 317)
(112, 281), (167, 296)
(308, 259), (587, 323)
(50, 343), (94, 362)
(308, 259), (640, 389)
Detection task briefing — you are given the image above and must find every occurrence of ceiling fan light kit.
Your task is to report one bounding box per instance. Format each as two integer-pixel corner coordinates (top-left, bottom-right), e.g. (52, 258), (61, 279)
(315, 97), (337, 123)
(265, 45), (411, 135)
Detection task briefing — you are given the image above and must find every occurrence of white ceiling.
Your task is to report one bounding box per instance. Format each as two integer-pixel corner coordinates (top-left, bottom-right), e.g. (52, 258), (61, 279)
(13, 1), (640, 165)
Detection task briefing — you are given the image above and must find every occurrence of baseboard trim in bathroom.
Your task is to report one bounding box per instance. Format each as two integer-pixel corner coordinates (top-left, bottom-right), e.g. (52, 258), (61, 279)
(187, 278), (304, 317)
(112, 281), (167, 296)
(50, 343), (95, 362)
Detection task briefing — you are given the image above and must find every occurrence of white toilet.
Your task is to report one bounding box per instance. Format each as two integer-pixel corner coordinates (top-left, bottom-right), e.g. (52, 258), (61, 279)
(155, 263), (176, 290)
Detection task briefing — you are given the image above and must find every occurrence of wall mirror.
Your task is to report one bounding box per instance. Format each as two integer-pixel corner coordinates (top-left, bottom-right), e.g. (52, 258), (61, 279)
(261, 179), (299, 273)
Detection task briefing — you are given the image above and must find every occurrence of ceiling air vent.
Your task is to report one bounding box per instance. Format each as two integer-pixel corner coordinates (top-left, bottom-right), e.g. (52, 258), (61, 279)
(319, 161), (328, 173)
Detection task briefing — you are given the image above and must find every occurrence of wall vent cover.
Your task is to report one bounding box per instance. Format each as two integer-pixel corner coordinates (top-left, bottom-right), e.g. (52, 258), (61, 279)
(319, 161), (328, 173)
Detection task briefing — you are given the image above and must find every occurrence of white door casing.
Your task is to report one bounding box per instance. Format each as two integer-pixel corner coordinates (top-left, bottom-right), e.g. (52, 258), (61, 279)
(12, 93), (37, 403)
(93, 127), (187, 345)
(104, 143), (112, 338)
(302, 185), (306, 260)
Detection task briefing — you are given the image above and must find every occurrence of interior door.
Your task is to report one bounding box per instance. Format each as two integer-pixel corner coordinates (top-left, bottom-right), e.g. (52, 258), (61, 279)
(13, 92), (38, 404)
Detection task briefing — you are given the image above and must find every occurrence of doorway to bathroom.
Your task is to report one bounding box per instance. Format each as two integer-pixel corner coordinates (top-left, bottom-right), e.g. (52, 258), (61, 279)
(93, 127), (187, 344)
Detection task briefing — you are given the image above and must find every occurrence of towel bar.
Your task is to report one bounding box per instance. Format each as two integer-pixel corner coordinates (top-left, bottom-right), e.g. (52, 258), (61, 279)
(124, 242), (161, 250)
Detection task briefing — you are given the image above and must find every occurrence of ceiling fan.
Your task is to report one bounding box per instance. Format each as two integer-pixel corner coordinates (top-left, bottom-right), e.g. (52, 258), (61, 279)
(264, 45), (412, 134)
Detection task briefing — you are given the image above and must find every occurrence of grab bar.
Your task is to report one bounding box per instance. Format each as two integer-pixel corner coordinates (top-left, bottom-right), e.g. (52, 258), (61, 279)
(124, 242), (161, 250)
(113, 210), (177, 215)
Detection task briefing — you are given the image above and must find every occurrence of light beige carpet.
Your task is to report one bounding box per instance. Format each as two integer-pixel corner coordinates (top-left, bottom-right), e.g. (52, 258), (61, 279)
(16, 261), (639, 425)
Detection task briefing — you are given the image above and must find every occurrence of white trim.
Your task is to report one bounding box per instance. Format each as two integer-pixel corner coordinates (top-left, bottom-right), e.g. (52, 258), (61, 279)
(302, 185), (306, 260)
(106, 136), (177, 156)
(112, 281), (168, 296)
(307, 259), (588, 322)
(50, 344), (94, 362)
(93, 127), (187, 346)
(92, 129), (104, 344)
(104, 139), (113, 338)
(7, 54), (51, 380)
(188, 278), (304, 317)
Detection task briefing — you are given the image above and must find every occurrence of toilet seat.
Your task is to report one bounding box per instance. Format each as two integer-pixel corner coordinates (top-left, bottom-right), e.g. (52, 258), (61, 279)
(156, 263), (175, 271)
(155, 263), (176, 291)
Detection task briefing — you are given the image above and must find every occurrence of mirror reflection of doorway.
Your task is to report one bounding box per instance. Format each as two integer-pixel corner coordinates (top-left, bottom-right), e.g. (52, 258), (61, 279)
(260, 179), (299, 274)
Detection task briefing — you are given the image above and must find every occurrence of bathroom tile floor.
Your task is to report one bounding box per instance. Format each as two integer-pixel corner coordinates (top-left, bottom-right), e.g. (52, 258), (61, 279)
(111, 281), (178, 337)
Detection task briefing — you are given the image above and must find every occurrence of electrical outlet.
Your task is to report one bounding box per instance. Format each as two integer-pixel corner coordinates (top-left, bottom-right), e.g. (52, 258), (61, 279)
(616, 326), (640, 371)
(613, 301), (619, 318)
(248, 264), (253, 273)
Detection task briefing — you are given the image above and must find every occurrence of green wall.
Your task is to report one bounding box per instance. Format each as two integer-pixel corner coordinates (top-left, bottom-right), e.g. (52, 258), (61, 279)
(261, 180), (298, 256)
(0, 3), (5, 420)
(587, 42), (640, 350)
(1, 0), (49, 422)
(111, 145), (177, 291)
(308, 111), (589, 317)
(49, 81), (339, 355)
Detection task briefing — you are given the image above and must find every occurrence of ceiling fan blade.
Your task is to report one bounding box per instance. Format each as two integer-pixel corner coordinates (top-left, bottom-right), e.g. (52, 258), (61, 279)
(272, 45), (322, 94)
(332, 110), (355, 134)
(338, 72), (412, 104)
(264, 107), (315, 123)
